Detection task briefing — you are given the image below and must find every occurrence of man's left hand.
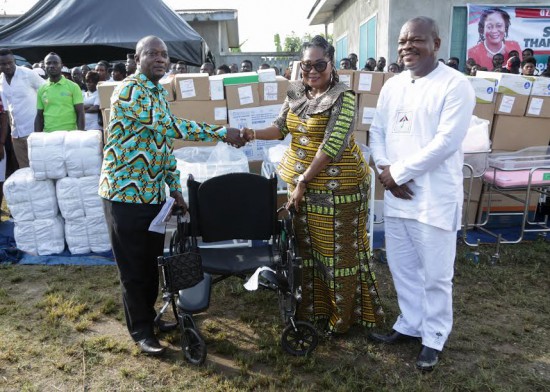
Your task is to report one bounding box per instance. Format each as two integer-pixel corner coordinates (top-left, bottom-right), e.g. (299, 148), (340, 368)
(170, 190), (188, 215)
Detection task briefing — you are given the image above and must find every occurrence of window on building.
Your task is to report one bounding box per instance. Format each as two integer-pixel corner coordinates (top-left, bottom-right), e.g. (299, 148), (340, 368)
(359, 15), (377, 69)
(335, 35), (348, 69)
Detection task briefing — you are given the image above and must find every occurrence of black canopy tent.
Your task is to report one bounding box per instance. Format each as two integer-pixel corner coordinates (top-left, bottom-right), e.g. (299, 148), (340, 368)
(0, 0), (205, 66)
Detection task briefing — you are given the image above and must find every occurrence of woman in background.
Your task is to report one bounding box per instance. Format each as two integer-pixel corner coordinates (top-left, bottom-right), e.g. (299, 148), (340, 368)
(467, 8), (521, 70)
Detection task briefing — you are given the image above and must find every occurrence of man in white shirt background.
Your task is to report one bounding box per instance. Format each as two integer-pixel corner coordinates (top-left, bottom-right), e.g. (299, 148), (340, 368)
(369, 17), (475, 371)
(0, 48), (46, 168)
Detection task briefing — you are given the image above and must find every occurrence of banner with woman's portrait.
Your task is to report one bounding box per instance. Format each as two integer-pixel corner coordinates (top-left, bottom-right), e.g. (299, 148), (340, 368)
(467, 5), (550, 72)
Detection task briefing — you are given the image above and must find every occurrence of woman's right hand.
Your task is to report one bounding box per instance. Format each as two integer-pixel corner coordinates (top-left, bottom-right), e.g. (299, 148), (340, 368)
(241, 128), (255, 142)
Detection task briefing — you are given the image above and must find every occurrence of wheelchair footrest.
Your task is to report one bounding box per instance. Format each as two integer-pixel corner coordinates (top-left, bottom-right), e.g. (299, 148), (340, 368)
(177, 273), (212, 313)
(260, 269), (290, 292)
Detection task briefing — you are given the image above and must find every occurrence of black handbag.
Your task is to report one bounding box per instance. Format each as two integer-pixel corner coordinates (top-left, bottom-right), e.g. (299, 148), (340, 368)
(159, 221), (203, 292)
(159, 250), (203, 292)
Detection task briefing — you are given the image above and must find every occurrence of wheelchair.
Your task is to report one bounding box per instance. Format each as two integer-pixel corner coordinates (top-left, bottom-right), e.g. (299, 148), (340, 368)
(156, 173), (318, 365)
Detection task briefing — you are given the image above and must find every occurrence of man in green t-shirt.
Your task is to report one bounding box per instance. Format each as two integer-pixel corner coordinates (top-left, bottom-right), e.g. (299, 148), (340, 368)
(35, 52), (84, 132)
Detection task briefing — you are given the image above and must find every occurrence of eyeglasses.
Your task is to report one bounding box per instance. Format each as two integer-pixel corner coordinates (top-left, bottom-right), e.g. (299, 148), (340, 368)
(299, 60), (330, 73)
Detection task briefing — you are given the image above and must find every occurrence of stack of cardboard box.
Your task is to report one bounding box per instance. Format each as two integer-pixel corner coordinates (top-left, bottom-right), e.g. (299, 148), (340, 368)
(467, 72), (550, 218)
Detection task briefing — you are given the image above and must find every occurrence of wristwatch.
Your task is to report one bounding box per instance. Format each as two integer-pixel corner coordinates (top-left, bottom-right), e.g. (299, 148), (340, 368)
(297, 174), (308, 184)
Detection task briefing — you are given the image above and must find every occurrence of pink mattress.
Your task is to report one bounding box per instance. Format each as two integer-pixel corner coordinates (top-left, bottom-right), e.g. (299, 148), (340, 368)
(483, 169), (550, 188)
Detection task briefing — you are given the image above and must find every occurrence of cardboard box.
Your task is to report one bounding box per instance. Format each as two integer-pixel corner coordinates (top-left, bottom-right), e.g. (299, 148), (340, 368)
(494, 93), (529, 116)
(525, 96), (550, 118)
(173, 73), (210, 101)
(479, 186), (540, 212)
(475, 71), (534, 96)
(258, 76), (289, 106)
(356, 94), (378, 131)
(208, 75), (225, 101)
(491, 115), (550, 150)
(97, 81), (121, 109)
(353, 130), (368, 145)
(159, 79), (175, 102)
(223, 72), (259, 86)
(169, 100), (228, 125)
(337, 70), (355, 89)
(530, 77), (550, 97)
(473, 102), (496, 129)
(353, 71), (384, 94)
(383, 72), (396, 84)
(257, 68), (277, 82)
(227, 104), (282, 160)
(467, 76), (497, 104)
(225, 83), (260, 110)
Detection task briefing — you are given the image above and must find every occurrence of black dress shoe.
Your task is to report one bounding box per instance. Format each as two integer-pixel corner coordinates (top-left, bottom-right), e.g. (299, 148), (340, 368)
(156, 319), (178, 332)
(416, 345), (439, 371)
(137, 337), (166, 356)
(368, 330), (420, 344)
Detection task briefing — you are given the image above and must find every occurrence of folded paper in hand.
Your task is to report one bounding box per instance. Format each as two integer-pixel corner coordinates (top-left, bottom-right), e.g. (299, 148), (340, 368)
(148, 196), (175, 234)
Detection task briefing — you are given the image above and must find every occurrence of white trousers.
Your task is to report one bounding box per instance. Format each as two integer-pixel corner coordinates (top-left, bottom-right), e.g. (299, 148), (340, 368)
(385, 216), (456, 351)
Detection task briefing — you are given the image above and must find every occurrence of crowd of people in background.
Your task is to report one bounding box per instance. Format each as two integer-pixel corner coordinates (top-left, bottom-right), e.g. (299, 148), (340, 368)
(337, 47), (550, 78)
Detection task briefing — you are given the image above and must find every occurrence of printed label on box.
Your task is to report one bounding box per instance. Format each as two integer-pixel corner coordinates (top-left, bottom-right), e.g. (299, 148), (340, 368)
(339, 74), (352, 88)
(179, 79), (196, 99)
(498, 95), (515, 113)
(543, 173), (550, 181)
(527, 97), (543, 116)
(263, 82), (279, 101)
(362, 107), (376, 124)
(214, 107), (227, 121)
(358, 73), (373, 91)
(238, 85), (254, 105)
(210, 80), (224, 100)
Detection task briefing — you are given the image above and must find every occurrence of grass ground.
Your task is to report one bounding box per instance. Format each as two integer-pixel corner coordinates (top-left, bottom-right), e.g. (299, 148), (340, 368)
(0, 238), (549, 391)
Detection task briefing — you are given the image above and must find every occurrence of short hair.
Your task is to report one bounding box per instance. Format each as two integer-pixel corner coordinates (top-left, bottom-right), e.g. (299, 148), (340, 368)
(217, 64), (231, 74)
(406, 16), (439, 39)
(0, 48), (13, 56)
(176, 60), (186, 66)
(113, 62), (126, 75)
(241, 59), (253, 67)
(478, 8), (511, 43)
(85, 70), (100, 84)
(96, 60), (109, 69)
(126, 53), (135, 59)
(521, 56), (536, 67)
(259, 63), (271, 70)
(448, 57), (460, 64)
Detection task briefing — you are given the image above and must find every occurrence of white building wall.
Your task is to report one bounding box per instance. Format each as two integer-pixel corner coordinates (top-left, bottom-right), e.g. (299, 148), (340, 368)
(331, 0), (548, 66)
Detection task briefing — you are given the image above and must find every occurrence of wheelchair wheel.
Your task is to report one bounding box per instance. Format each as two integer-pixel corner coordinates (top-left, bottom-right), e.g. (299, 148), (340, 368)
(181, 328), (207, 365)
(281, 321), (318, 356)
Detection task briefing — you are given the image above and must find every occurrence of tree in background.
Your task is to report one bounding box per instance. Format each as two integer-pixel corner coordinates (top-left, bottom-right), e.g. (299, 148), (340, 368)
(275, 32), (333, 52)
(274, 34), (282, 53)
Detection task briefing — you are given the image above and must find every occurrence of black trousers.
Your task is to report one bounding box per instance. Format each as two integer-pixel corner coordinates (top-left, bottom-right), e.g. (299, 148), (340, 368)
(103, 199), (165, 342)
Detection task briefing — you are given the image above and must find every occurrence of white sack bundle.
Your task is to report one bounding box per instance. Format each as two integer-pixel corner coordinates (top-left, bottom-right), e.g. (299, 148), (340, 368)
(64, 215), (111, 254)
(56, 176), (102, 220)
(64, 130), (103, 177)
(28, 131), (67, 180)
(3, 168), (58, 221)
(14, 215), (65, 256)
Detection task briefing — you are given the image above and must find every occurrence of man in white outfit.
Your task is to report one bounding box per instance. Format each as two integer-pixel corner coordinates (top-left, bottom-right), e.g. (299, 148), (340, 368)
(0, 48), (46, 168)
(368, 17), (475, 371)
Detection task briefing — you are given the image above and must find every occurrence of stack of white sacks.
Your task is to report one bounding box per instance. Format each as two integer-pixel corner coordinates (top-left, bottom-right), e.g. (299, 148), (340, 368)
(4, 130), (110, 255)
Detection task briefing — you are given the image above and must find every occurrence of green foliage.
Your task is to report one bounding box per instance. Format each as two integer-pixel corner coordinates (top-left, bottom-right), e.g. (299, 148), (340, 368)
(281, 31), (334, 52)
(274, 33), (282, 52)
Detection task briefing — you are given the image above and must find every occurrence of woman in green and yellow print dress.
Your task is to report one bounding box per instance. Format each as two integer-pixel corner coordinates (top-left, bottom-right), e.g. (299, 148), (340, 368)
(244, 35), (383, 334)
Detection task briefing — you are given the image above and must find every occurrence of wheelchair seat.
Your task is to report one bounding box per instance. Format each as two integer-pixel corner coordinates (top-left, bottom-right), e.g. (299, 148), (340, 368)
(187, 172), (279, 280)
(177, 273), (212, 313)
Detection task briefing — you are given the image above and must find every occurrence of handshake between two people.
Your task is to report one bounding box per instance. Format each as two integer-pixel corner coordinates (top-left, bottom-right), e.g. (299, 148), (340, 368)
(224, 127), (256, 148)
